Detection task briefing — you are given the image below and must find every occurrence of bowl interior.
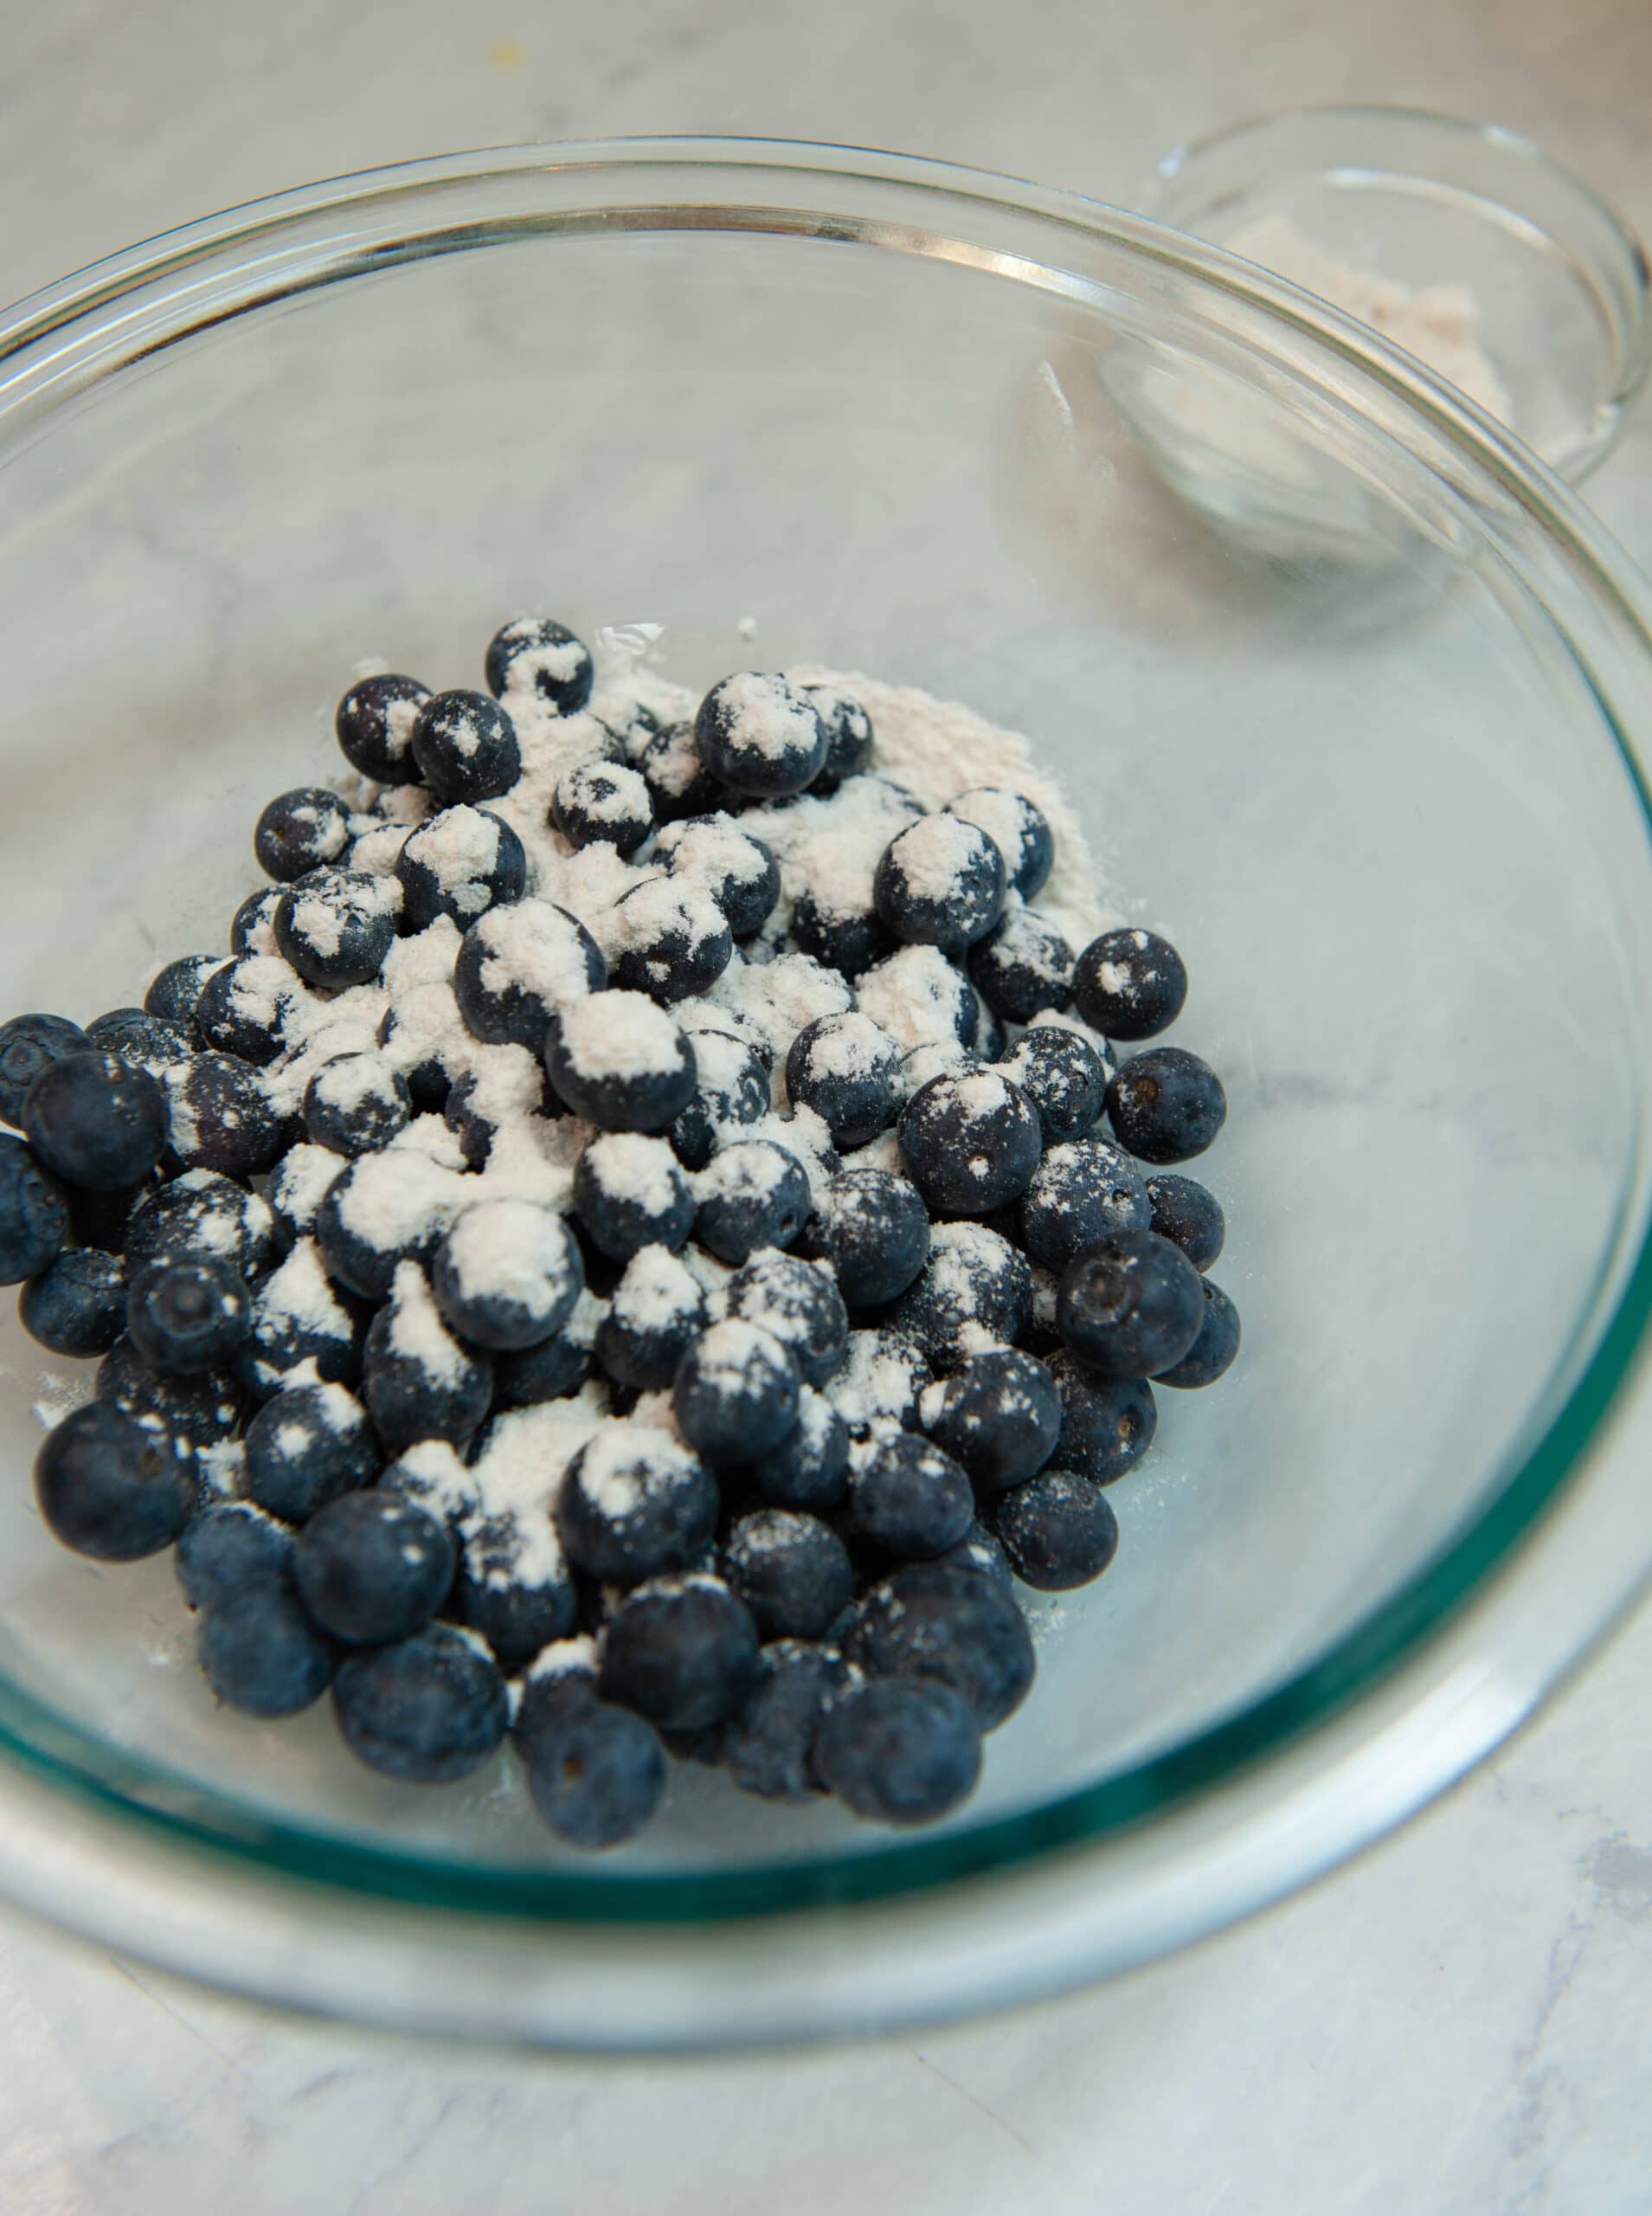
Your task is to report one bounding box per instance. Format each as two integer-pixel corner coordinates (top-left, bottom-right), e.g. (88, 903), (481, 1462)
(2, 152), (1651, 1901)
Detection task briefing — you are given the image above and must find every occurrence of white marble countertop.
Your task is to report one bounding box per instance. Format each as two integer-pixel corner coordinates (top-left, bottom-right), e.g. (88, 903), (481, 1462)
(3, 2), (1652, 2209)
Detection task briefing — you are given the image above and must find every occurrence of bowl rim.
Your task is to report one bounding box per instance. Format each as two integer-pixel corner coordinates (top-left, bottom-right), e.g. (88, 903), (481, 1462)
(4, 132), (1652, 1997)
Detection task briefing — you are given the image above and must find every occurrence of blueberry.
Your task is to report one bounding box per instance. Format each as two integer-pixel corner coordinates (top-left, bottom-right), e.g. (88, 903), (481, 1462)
(293, 1490), (455, 1646)
(332, 1622), (509, 1783)
(395, 805), (527, 933)
(826, 1326), (932, 1437)
(653, 815), (781, 941)
(890, 1222), (1034, 1371)
(788, 890), (895, 981)
(335, 672), (432, 783)
(144, 955), (219, 1031)
(722, 1507), (853, 1639)
(165, 1053), (285, 1178)
(996, 1021), (1111, 1143)
(492, 1295), (601, 1407)
(718, 1640), (845, 1800)
(598, 1575), (762, 1733)
(376, 985), (459, 1110)
(175, 1498), (296, 1610)
(800, 1166), (930, 1308)
(484, 616), (595, 712)
(607, 877), (733, 1003)
(784, 1012), (900, 1150)
(243, 1381), (378, 1520)
(0, 1135), (69, 1284)
(376, 1439), (477, 1524)
(934, 1517), (1014, 1587)
(254, 787), (352, 881)
(1044, 1350), (1158, 1483)
(557, 1422), (717, 1586)
(453, 1511), (576, 1674)
(640, 721), (723, 824)
(1154, 1277), (1241, 1388)
(85, 1008), (193, 1079)
(947, 788), (1055, 900)
(846, 1560), (1034, 1729)
(1057, 1229), (1205, 1378)
(314, 1150), (459, 1300)
(518, 1684), (666, 1848)
(1146, 1172), (1225, 1272)
(441, 1060), (559, 1171)
(192, 955), (300, 1066)
(993, 1469), (1120, 1590)
(34, 1401), (194, 1560)
(409, 688), (520, 805)
(229, 885), (287, 956)
(850, 1431), (974, 1560)
(813, 1674), (980, 1826)
(874, 816), (1006, 957)
(297, 1052), (408, 1159)
(695, 1139), (811, 1264)
(922, 1345), (1061, 1498)
(275, 870), (399, 989)
(1015, 1137), (1152, 1274)
(67, 1178), (151, 1254)
(1072, 927), (1187, 1040)
(19, 1246), (126, 1356)
(595, 1245), (707, 1388)
(0, 1013), (89, 1124)
(267, 1143), (345, 1253)
(432, 1199), (582, 1350)
(96, 1334), (245, 1449)
(695, 673), (829, 799)
(241, 1237), (364, 1401)
(543, 991), (697, 1132)
(574, 1132), (693, 1261)
(362, 1263), (493, 1456)
(723, 1250), (849, 1388)
(971, 988), (1009, 1064)
(672, 1318), (801, 1466)
(750, 1384), (851, 1510)
(23, 1050), (169, 1190)
(967, 905), (1073, 1023)
(897, 1068), (1039, 1217)
(125, 1258), (251, 1375)
(552, 759), (654, 855)
(665, 1026), (769, 1169)
(803, 685), (875, 791)
(1107, 1047), (1226, 1165)
(198, 1585), (336, 1717)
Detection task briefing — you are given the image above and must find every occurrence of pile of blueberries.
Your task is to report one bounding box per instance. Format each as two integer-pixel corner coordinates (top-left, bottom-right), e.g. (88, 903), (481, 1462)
(0, 619), (1237, 1849)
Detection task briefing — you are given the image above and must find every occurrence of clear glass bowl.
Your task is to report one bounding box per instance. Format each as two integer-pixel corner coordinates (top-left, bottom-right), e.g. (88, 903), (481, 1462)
(4, 138), (1652, 2050)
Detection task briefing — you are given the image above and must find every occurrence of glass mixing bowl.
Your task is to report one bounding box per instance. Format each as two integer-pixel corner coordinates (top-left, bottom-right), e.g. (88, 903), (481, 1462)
(3, 139), (1652, 2051)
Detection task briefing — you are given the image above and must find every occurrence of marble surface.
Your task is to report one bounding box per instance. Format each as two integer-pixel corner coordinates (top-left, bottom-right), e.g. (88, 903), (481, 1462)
(3, 0), (1652, 2208)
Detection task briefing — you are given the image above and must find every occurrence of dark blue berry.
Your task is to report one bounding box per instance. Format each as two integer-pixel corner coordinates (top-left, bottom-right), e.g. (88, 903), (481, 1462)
(432, 1199), (583, 1350)
(1154, 1277), (1240, 1388)
(97, 1334), (244, 1448)
(813, 1674), (980, 1826)
(376, 987), (456, 1111)
(20, 1246), (126, 1356)
(890, 1222), (1033, 1370)
(303, 1051), (412, 1157)
(946, 788), (1055, 900)
(724, 1250), (850, 1388)
(720, 1640), (845, 1800)
(598, 1575), (762, 1733)
(557, 1423), (718, 1583)
(971, 988), (1009, 1064)
(695, 1139), (811, 1264)
(395, 805), (527, 933)
(935, 1517), (1014, 1586)
(897, 1067), (1040, 1216)
(518, 1683), (666, 1848)
(126, 1258), (251, 1375)
(254, 787), (352, 881)
(85, 1008), (193, 1079)
(295, 1490), (455, 1645)
(922, 1345), (1061, 1498)
(1107, 1048), (1227, 1166)
(335, 672), (431, 783)
(846, 1560), (1034, 1728)
(673, 1319), (801, 1466)
(800, 1167), (929, 1308)
(995, 1022), (1110, 1143)
(640, 721), (723, 823)
(665, 1026), (769, 1169)
(229, 886), (285, 954)
(653, 815), (781, 941)
(595, 1244), (707, 1388)
(165, 1053), (284, 1176)
(750, 1385), (851, 1510)
(788, 890), (894, 980)
(994, 1469), (1120, 1589)
(858, 942), (980, 1051)
(453, 1515), (576, 1673)
(0, 1134), (69, 1284)
(313, 1152), (453, 1299)
(1016, 1137), (1152, 1273)
(267, 1143), (344, 1253)
(333, 1622), (509, 1782)
(827, 1326), (933, 1437)
(24, 1050), (169, 1190)
(144, 956), (219, 1031)
(552, 759), (654, 854)
(1073, 927), (1187, 1040)
(1044, 1350), (1157, 1483)
(362, 1266), (493, 1456)
(607, 878), (733, 1003)
(1146, 1172), (1225, 1272)
(574, 1132), (693, 1260)
(785, 1012), (899, 1149)
(804, 685), (874, 791)
(850, 1432), (974, 1560)
(243, 1381), (378, 1520)
(492, 1300), (599, 1407)
(176, 1498), (296, 1609)
(192, 956), (297, 1066)
(967, 905), (1073, 1023)
(484, 617), (595, 712)
(723, 1508), (853, 1639)
(1057, 1229), (1205, 1377)
(198, 1585), (335, 1717)
(241, 1240), (364, 1401)
(874, 815), (1005, 956)
(0, 1013), (89, 1124)
(543, 991), (697, 1132)
(67, 1178), (150, 1254)
(276, 871), (399, 990)
(410, 688), (520, 804)
(440, 1060), (561, 1171)
(695, 673), (828, 799)
(35, 1401), (194, 1560)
